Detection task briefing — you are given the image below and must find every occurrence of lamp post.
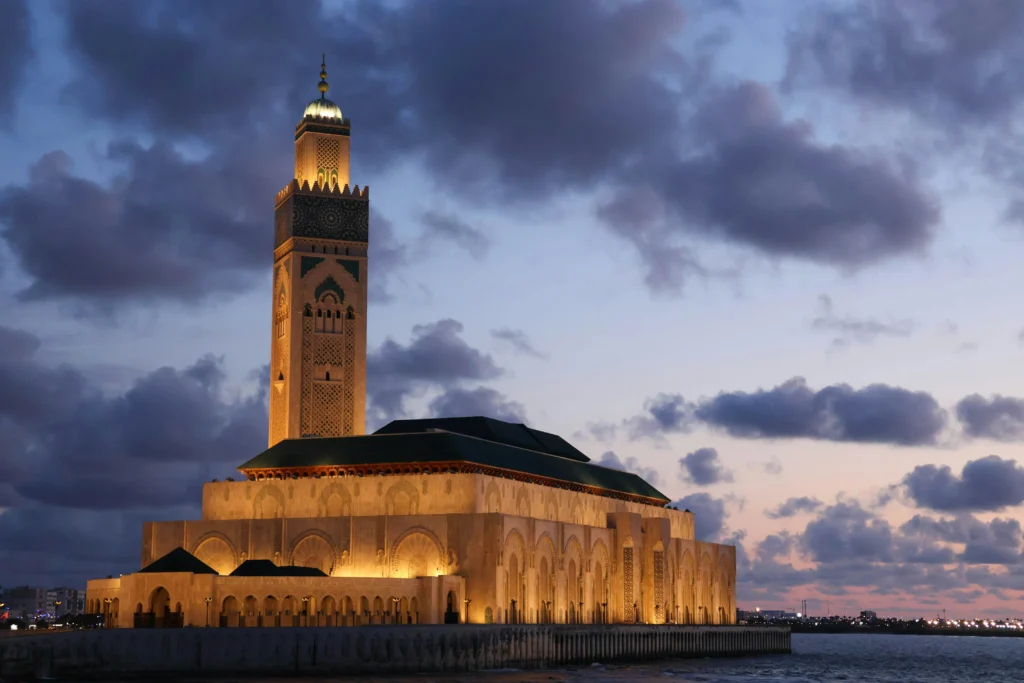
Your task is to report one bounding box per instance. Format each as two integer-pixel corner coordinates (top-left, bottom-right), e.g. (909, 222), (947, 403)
(390, 597), (399, 625)
(103, 598), (112, 628)
(463, 598), (471, 624)
(205, 597), (213, 627)
(601, 602), (607, 625)
(302, 597), (310, 627)
(54, 600), (62, 623)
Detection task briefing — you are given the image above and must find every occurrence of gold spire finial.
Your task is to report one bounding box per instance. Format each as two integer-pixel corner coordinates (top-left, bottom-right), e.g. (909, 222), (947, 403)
(318, 54), (329, 97)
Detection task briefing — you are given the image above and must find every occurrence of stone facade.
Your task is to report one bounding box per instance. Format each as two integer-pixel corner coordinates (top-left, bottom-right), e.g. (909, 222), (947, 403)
(84, 64), (737, 630)
(88, 471), (735, 627)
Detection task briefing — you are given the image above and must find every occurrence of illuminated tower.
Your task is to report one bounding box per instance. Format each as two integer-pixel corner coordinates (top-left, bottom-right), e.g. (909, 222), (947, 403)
(268, 57), (368, 446)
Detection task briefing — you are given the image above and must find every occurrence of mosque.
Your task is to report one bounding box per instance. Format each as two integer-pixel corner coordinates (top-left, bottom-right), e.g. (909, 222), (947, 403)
(85, 61), (736, 629)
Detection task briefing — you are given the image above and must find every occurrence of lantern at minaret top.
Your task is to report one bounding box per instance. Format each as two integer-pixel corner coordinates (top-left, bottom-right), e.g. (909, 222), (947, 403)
(294, 55), (351, 189)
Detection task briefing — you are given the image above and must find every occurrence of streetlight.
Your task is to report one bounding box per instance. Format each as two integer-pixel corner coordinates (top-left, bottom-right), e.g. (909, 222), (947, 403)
(390, 597), (400, 625)
(103, 598), (112, 628)
(205, 597), (213, 627)
(302, 597), (310, 627)
(463, 598), (471, 624)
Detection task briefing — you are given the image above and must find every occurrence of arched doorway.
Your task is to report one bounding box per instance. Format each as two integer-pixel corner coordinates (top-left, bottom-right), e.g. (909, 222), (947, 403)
(508, 554), (520, 624)
(444, 590), (458, 624)
(263, 595), (279, 627)
(321, 596), (337, 626)
(221, 596), (239, 627)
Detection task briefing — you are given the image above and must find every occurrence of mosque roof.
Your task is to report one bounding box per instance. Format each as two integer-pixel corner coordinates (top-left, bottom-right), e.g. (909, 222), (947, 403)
(139, 547), (218, 575)
(237, 417), (668, 504)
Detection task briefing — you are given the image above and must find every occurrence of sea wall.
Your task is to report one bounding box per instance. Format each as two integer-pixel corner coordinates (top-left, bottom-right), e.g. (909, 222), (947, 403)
(0, 624), (789, 680)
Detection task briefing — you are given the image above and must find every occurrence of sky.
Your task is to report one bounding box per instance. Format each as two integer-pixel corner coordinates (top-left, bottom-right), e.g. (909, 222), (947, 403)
(1, 0), (1024, 620)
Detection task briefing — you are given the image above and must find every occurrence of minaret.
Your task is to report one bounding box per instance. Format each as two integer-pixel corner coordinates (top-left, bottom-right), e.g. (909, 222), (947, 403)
(268, 57), (368, 447)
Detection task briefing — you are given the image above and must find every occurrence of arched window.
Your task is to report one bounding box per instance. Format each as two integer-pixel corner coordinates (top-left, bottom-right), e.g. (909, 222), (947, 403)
(317, 309), (322, 317)
(277, 372), (284, 381)
(325, 371), (331, 381)
(347, 307), (355, 320)
(317, 168), (326, 186)
(304, 304), (312, 317)
(330, 170), (339, 188)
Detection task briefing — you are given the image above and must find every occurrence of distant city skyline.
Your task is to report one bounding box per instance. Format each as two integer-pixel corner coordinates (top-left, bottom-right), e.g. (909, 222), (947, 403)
(1, 0), (1024, 620)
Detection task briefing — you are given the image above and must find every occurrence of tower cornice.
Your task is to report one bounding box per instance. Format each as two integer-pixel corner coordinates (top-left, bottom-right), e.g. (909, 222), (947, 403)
(275, 179), (370, 210)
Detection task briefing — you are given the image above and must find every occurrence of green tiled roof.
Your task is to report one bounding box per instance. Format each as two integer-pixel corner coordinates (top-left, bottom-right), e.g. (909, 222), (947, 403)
(374, 417), (591, 462)
(140, 547), (218, 575)
(238, 417), (667, 502)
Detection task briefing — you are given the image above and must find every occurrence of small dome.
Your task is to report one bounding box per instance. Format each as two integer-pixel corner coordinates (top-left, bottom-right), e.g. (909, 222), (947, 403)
(304, 97), (343, 120)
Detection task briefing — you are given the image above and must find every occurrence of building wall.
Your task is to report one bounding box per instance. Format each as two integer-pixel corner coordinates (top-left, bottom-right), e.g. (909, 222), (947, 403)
(200, 472), (695, 538)
(134, 473), (734, 627)
(86, 574), (463, 628)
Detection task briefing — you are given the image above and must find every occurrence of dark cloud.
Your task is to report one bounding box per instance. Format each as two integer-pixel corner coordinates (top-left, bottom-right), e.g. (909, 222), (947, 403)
(0, 0), (31, 124)
(427, 387), (526, 423)
(902, 455), (1024, 512)
(491, 328), (546, 359)
(368, 211), (410, 304)
(0, 142), (273, 309)
(61, 0), (687, 194)
(678, 447), (733, 485)
(765, 496), (823, 519)
(597, 451), (661, 488)
(0, 326), (265, 584)
(801, 502), (894, 564)
(600, 81), (938, 292)
(671, 492), (727, 542)
(366, 319), (505, 424)
(899, 513), (1023, 565)
(625, 393), (693, 440)
(50, 0), (941, 305)
(785, 0), (1024, 128)
(811, 295), (915, 348)
(692, 377), (947, 446)
(956, 394), (1024, 442)
(420, 210), (490, 260)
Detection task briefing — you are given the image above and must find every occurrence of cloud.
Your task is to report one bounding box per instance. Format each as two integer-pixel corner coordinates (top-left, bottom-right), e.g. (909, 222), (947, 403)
(902, 455), (1024, 512)
(956, 394), (1024, 442)
(692, 377), (947, 446)
(368, 211), (410, 304)
(420, 210), (490, 260)
(491, 328), (547, 359)
(811, 295), (915, 347)
(600, 81), (939, 292)
(0, 325), (268, 583)
(0, 143), (272, 309)
(760, 457), (783, 475)
(625, 393), (694, 440)
(785, 0), (1024, 128)
(54, 1), (941, 302)
(678, 447), (733, 485)
(671, 492), (728, 542)
(597, 451), (661, 488)
(427, 387), (526, 423)
(0, 0), (31, 124)
(801, 501), (894, 564)
(366, 319), (506, 424)
(765, 496), (824, 519)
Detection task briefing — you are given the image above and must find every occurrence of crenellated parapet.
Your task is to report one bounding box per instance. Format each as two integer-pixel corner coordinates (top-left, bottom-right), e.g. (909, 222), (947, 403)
(275, 179), (369, 208)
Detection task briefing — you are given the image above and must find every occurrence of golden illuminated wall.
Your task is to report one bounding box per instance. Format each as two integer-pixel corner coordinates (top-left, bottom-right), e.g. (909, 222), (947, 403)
(200, 472), (694, 539)
(295, 131), (351, 190)
(137, 472), (734, 626)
